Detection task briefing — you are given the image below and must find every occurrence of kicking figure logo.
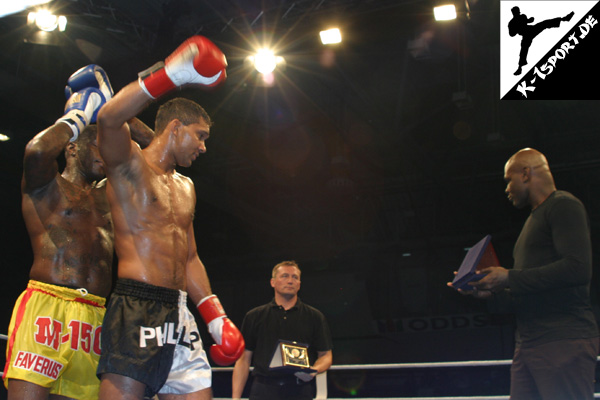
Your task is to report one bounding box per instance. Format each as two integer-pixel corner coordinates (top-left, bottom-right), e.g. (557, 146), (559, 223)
(508, 6), (574, 75)
(500, 1), (600, 99)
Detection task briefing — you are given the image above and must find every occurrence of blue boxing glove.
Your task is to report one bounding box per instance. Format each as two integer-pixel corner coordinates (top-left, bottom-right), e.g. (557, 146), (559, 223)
(65, 64), (113, 116)
(56, 88), (104, 142)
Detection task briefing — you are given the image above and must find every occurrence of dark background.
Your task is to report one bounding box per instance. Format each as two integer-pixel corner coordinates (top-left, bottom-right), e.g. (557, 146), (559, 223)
(1, 0), (599, 397)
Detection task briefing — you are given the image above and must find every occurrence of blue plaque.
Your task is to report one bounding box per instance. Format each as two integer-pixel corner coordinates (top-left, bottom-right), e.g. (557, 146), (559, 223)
(451, 235), (499, 290)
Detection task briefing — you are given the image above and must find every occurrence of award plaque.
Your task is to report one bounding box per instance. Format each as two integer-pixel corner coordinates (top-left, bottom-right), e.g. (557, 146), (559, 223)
(269, 340), (316, 373)
(451, 235), (500, 290)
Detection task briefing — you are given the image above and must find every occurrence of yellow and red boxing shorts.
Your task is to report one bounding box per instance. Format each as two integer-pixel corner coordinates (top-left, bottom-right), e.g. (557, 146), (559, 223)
(3, 280), (106, 400)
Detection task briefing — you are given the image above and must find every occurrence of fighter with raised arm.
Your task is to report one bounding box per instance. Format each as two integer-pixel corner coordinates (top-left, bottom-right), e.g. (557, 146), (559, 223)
(3, 65), (154, 400)
(96, 36), (243, 400)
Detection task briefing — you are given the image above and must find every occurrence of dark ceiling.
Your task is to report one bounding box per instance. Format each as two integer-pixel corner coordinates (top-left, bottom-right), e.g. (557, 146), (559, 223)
(1, 0), (600, 280)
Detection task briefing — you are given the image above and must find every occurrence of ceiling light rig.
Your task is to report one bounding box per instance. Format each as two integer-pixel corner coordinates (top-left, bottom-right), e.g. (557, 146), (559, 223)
(23, 8), (68, 46)
(27, 9), (67, 31)
(433, 4), (457, 21)
(433, 0), (471, 21)
(319, 28), (342, 45)
(432, 1), (473, 110)
(239, 22), (341, 87)
(0, 0), (51, 18)
(245, 48), (286, 86)
(252, 49), (278, 74)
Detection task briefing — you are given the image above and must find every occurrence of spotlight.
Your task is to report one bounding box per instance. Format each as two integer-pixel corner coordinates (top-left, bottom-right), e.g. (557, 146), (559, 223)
(247, 49), (286, 74)
(27, 10), (67, 32)
(0, 0), (51, 18)
(319, 28), (342, 45)
(433, 4), (457, 21)
(253, 49), (277, 74)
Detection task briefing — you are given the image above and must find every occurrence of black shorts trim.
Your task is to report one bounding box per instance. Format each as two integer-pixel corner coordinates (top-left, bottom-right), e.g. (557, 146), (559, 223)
(113, 279), (179, 305)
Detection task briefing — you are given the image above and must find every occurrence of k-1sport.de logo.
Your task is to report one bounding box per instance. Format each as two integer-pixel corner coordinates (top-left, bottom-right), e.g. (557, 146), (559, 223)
(501, 1), (599, 100)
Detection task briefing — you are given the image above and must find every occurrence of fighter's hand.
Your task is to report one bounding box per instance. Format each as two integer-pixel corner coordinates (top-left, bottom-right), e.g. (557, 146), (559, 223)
(56, 88), (105, 142)
(65, 64), (114, 115)
(138, 35), (227, 99)
(197, 295), (245, 366)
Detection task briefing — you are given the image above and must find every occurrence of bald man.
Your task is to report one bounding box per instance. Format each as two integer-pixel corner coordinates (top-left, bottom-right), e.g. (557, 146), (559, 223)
(462, 148), (599, 399)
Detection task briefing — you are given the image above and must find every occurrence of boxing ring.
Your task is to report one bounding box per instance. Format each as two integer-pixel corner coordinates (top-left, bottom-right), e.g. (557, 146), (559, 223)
(0, 333), (7, 379)
(1, 333), (599, 398)
(213, 357), (600, 399)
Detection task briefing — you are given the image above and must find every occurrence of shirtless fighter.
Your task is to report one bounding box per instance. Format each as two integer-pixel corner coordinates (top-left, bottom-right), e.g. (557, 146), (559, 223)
(3, 65), (154, 400)
(96, 36), (244, 400)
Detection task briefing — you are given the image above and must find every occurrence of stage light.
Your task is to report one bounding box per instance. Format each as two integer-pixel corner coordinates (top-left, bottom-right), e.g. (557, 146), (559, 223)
(0, 0), (51, 18)
(27, 10), (67, 32)
(253, 49), (277, 74)
(434, 4), (457, 21)
(0, 133), (10, 142)
(247, 49), (286, 75)
(58, 15), (67, 31)
(320, 28), (342, 45)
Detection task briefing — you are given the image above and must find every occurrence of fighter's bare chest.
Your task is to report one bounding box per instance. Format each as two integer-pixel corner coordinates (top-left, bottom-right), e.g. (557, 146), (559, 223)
(137, 174), (195, 221)
(55, 184), (111, 225)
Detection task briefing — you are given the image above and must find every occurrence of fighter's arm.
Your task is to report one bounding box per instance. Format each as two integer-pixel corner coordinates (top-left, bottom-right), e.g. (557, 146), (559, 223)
(127, 117), (155, 149)
(99, 35), (227, 166)
(65, 64), (153, 155)
(185, 221), (213, 304)
(22, 123), (72, 193)
(24, 85), (105, 193)
(97, 81), (153, 168)
(186, 214), (245, 366)
(231, 349), (253, 399)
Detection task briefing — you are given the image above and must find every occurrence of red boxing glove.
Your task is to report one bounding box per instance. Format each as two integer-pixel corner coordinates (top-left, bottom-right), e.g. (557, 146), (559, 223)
(138, 36), (227, 99)
(197, 295), (245, 366)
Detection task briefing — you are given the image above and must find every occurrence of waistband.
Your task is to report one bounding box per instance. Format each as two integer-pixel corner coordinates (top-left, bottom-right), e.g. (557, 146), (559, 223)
(27, 279), (106, 307)
(253, 374), (310, 386)
(113, 278), (183, 305)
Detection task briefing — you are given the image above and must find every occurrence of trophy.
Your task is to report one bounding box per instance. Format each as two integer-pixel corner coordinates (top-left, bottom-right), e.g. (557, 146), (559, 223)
(269, 340), (316, 372)
(451, 234), (499, 290)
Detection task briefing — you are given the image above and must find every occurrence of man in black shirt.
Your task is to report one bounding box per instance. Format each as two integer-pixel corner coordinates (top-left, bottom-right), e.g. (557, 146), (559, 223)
(232, 261), (333, 400)
(463, 148), (599, 400)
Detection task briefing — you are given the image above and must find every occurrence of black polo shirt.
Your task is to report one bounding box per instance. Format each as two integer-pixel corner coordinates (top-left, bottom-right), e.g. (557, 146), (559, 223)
(241, 298), (332, 378)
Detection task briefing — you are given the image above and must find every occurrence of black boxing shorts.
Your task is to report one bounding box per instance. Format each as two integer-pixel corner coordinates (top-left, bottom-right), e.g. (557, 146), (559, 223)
(97, 279), (211, 398)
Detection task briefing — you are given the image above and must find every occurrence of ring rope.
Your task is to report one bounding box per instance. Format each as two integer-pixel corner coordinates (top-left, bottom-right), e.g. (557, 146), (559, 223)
(1, 334), (598, 398)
